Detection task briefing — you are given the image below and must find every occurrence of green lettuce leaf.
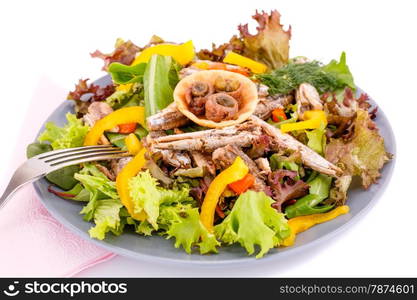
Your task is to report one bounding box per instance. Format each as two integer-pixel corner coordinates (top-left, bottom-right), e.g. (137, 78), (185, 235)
(75, 164), (117, 217)
(108, 62), (147, 84)
(74, 164), (125, 240)
(45, 165), (81, 190)
(306, 124), (326, 155)
(26, 142), (52, 158)
(143, 54), (179, 117)
(325, 109), (391, 188)
(162, 205), (220, 254)
(38, 113), (89, 150)
(214, 191), (290, 258)
(128, 170), (193, 229)
(128, 170), (161, 229)
(269, 153), (299, 172)
(159, 204), (219, 254)
(285, 173), (333, 218)
(26, 141), (79, 190)
(65, 184), (91, 202)
(47, 183), (89, 201)
(322, 52), (355, 90)
(89, 199), (124, 240)
(135, 220), (155, 236)
(74, 167), (118, 200)
(105, 83), (144, 109)
(127, 170), (214, 253)
(308, 173), (332, 200)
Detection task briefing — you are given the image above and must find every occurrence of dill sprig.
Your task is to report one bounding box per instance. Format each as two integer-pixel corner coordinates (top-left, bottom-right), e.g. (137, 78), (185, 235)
(257, 62), (340, 95)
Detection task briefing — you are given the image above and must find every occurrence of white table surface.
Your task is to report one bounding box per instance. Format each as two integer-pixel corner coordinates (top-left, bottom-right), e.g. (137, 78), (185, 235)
(1, 0), (416, 277)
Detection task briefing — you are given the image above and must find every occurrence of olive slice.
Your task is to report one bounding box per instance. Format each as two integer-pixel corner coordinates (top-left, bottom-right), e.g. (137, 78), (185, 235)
(214, 77), (240, 92)
(190, 81), (210, 97)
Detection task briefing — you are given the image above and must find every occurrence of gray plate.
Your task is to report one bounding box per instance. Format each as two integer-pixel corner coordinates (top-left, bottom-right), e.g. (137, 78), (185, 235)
(33, 75), (396, 265)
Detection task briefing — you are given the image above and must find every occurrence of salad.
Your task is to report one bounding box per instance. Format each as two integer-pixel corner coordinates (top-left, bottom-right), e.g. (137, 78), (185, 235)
(27, 10), (391, 258)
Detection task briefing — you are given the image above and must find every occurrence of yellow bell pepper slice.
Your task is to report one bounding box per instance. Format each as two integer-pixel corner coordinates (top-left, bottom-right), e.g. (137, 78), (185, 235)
(280, 110), (327, 133)
(116, 148), (147, 221)
(200, 157), (249, 232)
(116, 84), (132, 92)
(192, 61), (210, 70)
(282, 205), (350, 246)
(223, 51), (267, 74)
(125, 133), (142, 155)
(84, 106), (146, 146)
(131, 40), (195, 66)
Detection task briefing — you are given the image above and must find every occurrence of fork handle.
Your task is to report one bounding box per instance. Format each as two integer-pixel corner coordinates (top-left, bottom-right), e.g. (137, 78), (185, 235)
(0, 180), (21, 210)
(0, 170), (42, 210)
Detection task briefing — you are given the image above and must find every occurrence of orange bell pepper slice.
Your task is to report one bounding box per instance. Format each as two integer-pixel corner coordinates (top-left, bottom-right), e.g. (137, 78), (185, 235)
(118, 122), (137, 134)
(200, 157), (248, 232)
(84, 106), (146, 146)
(228, 173), (255, 195)
(271, 108), (287, 122)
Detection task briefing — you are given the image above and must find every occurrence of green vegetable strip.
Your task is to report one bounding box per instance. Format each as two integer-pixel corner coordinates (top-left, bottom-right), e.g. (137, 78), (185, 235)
(144, 54), (178, 117)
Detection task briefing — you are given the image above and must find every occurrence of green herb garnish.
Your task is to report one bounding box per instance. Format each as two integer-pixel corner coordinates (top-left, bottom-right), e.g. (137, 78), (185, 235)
(257, 52), (355, 95)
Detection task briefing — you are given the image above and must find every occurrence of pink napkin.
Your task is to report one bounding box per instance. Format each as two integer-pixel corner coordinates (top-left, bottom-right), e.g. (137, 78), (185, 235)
(0, 77), (115, 277)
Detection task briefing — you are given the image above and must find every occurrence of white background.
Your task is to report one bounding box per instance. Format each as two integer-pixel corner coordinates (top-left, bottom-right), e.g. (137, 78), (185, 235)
(0, 0), (416, 277)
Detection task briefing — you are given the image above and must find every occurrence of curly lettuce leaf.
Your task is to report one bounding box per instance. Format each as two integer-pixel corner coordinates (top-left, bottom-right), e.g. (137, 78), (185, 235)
(74, 164), (125, 240)
(322, 52), (355, 90)
(135, 220), (154, 236)
(74, 169), (118, 200)
(128, 170), (193, 229)
(160, 204), (219, 254)
(127, 178), (216, 254)
(89, 199), (124, 240)
(238, 10), (291, 70)
(76, 164), (117, 218)
(158, 203), (220, 254)
(38, 113), (89, 150)
(267, 169), (309, 212)
(197, 10), (290, 70)
(197, 35), (244, 62)
(91, 39), (140, 71)
(128, 170), (161, 229)
(214, 191), (290, 258)
(325, 109), (391, 188)
(328, 175), (352, 205)
(67, 79), (115, 117)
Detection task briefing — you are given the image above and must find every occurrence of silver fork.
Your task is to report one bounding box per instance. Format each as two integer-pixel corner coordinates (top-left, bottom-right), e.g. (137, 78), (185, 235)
(0, 145), (129, 210)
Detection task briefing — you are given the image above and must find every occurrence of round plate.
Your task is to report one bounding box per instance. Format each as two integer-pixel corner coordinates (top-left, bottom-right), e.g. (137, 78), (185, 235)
(33, 75), (396, 265)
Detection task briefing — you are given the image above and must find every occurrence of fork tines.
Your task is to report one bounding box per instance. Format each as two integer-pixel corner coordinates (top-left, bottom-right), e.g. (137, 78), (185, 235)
(35, 145), (129, 168)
